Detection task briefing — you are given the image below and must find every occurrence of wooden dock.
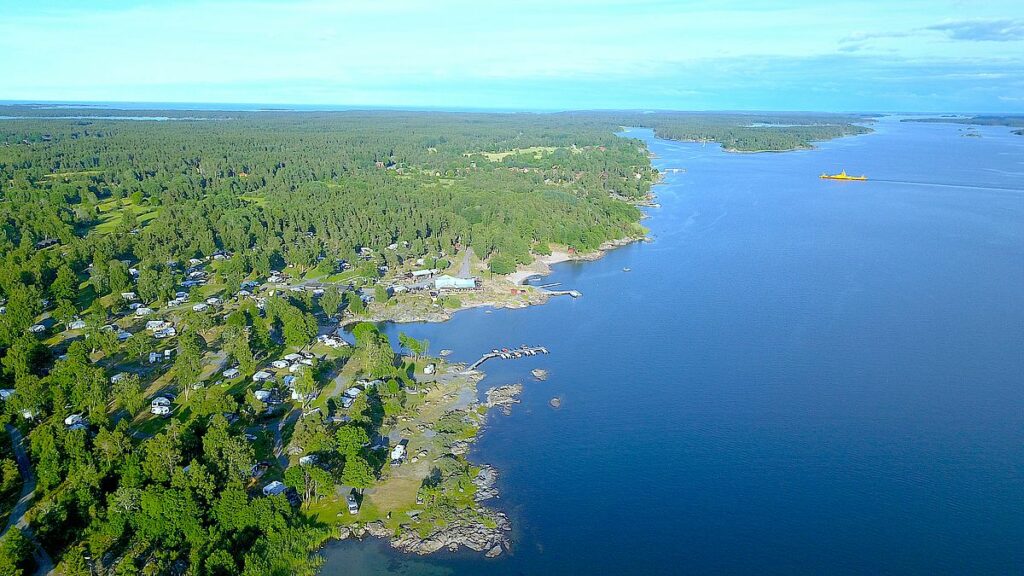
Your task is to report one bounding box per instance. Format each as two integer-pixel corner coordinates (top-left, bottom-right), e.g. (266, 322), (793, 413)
(545, 289), (581, 298)
(466, 346), (549, 371)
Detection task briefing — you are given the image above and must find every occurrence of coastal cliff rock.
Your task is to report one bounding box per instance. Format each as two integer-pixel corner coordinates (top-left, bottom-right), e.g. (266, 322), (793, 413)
(365, 521), (391, 538)
(474, 465), (500, 501)
(390, 509), (511, 557)
(485, 384), (523, 415)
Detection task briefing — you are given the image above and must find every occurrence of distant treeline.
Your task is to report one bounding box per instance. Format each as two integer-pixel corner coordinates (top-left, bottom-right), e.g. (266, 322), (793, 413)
(903, 115), (1024, 131)
(617, 111), (873, 151)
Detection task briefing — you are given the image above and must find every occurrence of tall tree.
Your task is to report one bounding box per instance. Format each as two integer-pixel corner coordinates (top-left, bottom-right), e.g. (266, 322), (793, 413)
(51, 264), (78, 302)
(112, 372), (144, 416)
(320, 287), (342, 318)
(175, 330), (203, 399)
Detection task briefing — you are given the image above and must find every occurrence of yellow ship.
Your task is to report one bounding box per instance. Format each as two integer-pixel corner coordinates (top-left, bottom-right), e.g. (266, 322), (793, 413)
(820, 170), (867, 181)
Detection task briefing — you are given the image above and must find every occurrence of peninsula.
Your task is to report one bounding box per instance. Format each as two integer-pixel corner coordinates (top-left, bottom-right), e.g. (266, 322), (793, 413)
(0, 106), (867, 574)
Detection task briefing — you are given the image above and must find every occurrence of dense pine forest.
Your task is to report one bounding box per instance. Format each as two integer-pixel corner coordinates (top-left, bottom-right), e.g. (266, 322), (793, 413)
(0, 106), (867, 575)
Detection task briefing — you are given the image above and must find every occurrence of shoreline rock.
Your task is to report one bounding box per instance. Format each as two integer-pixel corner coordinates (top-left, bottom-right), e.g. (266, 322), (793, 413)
(473, 465), (500, 502)
(485, 384), (523, 416)
(388, 508), (512, 557)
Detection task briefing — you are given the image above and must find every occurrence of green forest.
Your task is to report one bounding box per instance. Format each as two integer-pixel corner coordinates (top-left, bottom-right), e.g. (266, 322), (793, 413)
(0, 106), (866, 575)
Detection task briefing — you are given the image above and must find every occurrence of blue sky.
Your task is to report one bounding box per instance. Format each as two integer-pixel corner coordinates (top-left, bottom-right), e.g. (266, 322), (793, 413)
(2, 0), (1023, 112)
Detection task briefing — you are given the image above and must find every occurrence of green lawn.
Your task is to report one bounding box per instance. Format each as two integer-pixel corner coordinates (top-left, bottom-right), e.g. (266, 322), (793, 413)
(475, 145), (558, 161)
(92, 199), (160, 234)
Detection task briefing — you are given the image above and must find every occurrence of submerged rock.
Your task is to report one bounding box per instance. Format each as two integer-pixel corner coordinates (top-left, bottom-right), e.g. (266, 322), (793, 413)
(549, 396), (562, 409)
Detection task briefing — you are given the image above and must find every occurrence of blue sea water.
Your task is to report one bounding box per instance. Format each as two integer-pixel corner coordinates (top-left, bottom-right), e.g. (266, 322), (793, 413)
(320, 117), (1024, 575)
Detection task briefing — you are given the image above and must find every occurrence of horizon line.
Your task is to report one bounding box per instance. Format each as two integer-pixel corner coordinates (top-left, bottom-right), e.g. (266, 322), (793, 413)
(3, 100), (1017, 117)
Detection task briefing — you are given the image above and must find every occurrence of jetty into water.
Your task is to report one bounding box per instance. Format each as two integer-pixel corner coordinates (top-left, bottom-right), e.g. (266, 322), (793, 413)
(466, 346), (549, 371)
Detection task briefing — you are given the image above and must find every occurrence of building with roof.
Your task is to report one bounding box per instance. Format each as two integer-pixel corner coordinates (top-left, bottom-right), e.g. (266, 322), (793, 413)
(434, 275), (477, 290)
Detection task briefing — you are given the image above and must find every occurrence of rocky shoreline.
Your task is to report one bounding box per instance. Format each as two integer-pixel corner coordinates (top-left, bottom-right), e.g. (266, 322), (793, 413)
(485, 383), (523, 415)
(335, 432), (515, 557)
(391, 465), (510, 557)
(341, 504), (512, 558)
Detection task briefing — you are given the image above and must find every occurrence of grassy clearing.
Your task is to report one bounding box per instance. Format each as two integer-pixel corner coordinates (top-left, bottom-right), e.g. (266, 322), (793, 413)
(93, 199), (159, 234)
(42, 170), (102, 180)
(238, 195), (267, 207)
(475, 146), (557, 162)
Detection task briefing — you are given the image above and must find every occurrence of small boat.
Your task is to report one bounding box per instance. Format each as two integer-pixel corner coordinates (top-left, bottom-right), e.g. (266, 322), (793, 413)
(623, 267), (631, 272)
(820, 170), (867, 181)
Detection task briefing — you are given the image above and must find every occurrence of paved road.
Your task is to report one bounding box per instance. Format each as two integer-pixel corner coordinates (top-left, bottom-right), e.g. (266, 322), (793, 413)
(3, 425), (55, 575)
(326, 373), (349, 400)
(458, 247), (475, 278)
(272, 409), (300, 468)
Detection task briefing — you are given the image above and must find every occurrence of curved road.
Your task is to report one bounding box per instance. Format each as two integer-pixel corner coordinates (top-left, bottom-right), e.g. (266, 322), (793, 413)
(4, 425), (55, 575)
